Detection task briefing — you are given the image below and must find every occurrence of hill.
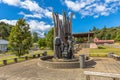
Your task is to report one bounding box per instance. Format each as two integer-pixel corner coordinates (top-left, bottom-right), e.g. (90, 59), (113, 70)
(90, 26), (120, 41)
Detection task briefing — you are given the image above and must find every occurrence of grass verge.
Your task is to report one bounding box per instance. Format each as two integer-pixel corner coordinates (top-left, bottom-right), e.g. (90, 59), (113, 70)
(0, 50), (54, 66)
(90, 46), (120, 57)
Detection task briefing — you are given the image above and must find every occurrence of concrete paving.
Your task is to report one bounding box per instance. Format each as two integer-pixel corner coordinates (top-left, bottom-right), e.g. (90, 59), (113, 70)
(0, 58), (120, 80)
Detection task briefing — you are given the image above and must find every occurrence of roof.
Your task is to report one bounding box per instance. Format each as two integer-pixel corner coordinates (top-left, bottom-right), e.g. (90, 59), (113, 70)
(72, 32), (94, 37)
(94, 40), (114, 43)
(94, 37), (114, 43)
(0, 39), (8, 44)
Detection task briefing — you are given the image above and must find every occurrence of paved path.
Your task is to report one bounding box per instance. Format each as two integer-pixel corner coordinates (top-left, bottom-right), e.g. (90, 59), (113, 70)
(75, 48), (89, 57)
(0, 57), (120, 80)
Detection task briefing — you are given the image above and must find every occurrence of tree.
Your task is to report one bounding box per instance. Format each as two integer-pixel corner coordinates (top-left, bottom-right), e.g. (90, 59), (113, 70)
(115, 32), (120, 41)
(105, 34), (111, 40)
(46, 28), (54, 50)
(37, 38), (46, 48)
(0, 22), (13, 40)
(8, 19), (32, 57)
(33, 32), (38, 43)
(92, 26), (97, 31)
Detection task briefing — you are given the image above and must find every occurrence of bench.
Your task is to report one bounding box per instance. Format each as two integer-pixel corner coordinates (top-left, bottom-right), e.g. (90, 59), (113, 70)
(84, 71), (120, 80)
(108, 53), (120, 60)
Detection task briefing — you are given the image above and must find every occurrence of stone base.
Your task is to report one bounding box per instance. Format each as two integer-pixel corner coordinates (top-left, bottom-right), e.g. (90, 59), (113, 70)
(38, 56), (94, 69)
(52, 58), (78, 62)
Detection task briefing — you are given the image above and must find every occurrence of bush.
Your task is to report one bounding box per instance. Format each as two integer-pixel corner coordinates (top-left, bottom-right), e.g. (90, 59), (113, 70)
(98, 46), (106, 49)
(40, 47), (45, 50)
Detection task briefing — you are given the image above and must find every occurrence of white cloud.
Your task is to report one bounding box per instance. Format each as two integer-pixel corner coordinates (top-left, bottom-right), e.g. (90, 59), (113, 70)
(95, 5), (106, 12)
(19, 11), (43, 19)
(28, 20), (53, 38)
(0, 0), (52, 19)
(65, 0), (86, 11)
(1, 0), (20, 6)
(1, 0), (42, 12)
(36, 31), (45, 38)
(44, 9), (52, 18)
(28, 20), (52, 32)
(20, 0), (43, 12)
(64, 0), (120, 18)
(0, 19), (17, 25)
(0, 0), (72, 20)
(105, 0), (111, 3)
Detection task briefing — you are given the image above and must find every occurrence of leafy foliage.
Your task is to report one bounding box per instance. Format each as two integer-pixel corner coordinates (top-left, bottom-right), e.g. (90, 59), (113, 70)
(90, 26), (120, 41)
(8, 19), (32, 57)
(37, 28), (54, 50)
(46, 28), (54, 50)
(37, 38), (46, 48)
(0, 22), (13, 40)
(33, 32), (38, 43)
(115, 32), (120, 41)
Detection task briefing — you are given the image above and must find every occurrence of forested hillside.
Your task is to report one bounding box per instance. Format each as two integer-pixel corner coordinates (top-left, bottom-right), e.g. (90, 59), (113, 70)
(90, 26), (120, 41)
(0, 22), (13, 40)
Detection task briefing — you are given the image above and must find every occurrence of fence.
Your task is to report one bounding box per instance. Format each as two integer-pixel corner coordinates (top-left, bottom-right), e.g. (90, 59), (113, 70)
(84, 71), (120, 80)
(0, 54), (41, 66)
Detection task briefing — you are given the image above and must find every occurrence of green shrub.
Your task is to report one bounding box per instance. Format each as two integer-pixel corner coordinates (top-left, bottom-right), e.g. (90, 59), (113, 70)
(40, 47), (45, 50)
(98, 46), (106, 49)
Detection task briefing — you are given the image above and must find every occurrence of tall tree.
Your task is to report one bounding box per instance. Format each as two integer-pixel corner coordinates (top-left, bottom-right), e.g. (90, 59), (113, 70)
(92, 26), (97, 31)
(8, 19), (32, 57)
(33, 32), (38, 43)
(37, 38), (46, 48)
(46, 28), (54, 50)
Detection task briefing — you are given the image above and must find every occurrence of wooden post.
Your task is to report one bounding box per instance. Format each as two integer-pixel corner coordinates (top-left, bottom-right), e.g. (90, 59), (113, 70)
(3, 60), (7, 65)
(42, 51), (47, 56)
(86, 75), (90, 80)
(33, 55), (36, 58)
(79, 54), (85, 68)
(70, 13), (73, 33)
(14, 58), (17, 63)
(25, 56), (28, 60)
(37, 54), (40, 57)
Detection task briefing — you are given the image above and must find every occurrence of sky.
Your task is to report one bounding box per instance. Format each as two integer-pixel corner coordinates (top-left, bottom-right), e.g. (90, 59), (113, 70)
(0, 0), (120, 37)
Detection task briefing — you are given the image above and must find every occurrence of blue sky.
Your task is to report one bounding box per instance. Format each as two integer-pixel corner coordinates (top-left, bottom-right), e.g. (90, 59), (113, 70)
(0, 0), (120, 37)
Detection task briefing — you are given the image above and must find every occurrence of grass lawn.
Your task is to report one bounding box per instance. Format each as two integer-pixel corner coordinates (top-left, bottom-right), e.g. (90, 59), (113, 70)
(90, 46), (120, 57)
(0, 49), (54, 66)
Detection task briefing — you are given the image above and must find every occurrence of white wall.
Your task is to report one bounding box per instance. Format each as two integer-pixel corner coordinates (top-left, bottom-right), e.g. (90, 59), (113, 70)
(0, 44), (7, 52)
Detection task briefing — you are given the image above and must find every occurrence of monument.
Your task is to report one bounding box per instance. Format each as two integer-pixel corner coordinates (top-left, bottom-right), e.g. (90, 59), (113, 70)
(53, 11), (74, 59)
(39, 11), (94, 69)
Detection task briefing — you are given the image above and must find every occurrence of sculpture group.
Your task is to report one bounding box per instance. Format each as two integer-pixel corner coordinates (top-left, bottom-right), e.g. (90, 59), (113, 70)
(52, 11), (74, 59)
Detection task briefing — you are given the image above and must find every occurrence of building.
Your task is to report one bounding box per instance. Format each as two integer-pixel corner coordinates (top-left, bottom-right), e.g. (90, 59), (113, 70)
(72, 32), (94, 42)
(0, 39), (8, 52)
(94, 37), (114, 44)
